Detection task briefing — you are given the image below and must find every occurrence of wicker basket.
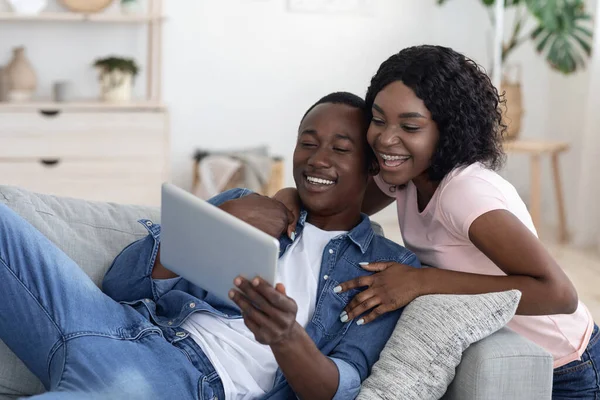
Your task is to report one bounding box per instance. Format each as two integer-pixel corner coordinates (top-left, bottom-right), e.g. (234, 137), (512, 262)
(192, 156), (284, 198)
(60, 0), (113, 13)
(502, 80), (523, 141)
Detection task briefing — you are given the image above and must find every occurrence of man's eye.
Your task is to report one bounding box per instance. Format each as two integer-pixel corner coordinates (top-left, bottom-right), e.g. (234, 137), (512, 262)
(333, 148), (350, 153)
(301, 142), (317, 148)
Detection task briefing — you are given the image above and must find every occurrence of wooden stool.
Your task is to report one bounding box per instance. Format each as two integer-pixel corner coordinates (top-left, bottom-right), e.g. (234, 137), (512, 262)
(503, 140), (570, 243)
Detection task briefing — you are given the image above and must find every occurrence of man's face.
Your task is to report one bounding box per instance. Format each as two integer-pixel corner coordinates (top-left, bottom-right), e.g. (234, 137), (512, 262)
(293, 103), (370, 216)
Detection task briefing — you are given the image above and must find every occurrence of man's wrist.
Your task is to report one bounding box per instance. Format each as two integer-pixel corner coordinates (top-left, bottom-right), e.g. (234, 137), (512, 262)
(270, 323), (306, 354)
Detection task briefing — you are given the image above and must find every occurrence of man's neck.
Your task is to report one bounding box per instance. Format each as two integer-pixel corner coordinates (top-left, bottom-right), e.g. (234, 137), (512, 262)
(305, 209), (362, 232)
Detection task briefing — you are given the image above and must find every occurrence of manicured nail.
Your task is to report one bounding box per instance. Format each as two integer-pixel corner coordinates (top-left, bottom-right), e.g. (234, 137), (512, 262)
(340, 311), (347, 318)
(340, 314), (349, 323)
(289, 231), (296, 241)
(333, 286), (342, 293)
(252, 278), (260, 287)
(357, 318), (365, 326)
(234, 277), (242, 286)
(359, 262), (369, 266)
(228, 290), (235, 299)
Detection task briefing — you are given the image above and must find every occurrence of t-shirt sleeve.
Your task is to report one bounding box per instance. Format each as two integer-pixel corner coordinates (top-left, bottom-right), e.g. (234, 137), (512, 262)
(439, 176), (509, 239)
(373, 174), (398, 198)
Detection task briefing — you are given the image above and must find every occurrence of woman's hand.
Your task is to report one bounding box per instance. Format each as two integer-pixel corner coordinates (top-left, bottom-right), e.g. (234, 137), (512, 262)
(219, 194), (294, 239)
(229, 276), (301, 346)
(337, 262), (424, 325)
(272, 188), (301, 238)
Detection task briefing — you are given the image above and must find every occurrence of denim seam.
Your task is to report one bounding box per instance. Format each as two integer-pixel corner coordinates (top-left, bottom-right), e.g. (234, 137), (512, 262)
(0, 256), (64, 339)
(62, 327), (162, 342)
(585, 347), (600, 395)
(47, 339), (66, 388)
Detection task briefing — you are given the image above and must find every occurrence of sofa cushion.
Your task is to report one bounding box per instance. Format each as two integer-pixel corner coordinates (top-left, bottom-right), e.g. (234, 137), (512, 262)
(0, 185), (159, 398)
(357, 290), (521, 400)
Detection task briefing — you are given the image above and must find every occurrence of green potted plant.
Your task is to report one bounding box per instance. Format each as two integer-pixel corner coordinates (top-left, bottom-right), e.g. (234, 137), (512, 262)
(120, 0), (141, 14)
(437, 0), (593, 139)
(93, 56), (139, 103)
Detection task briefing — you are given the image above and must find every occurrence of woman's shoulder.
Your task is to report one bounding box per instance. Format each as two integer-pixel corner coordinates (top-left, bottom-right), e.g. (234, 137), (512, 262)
(440, 163), (516, 199)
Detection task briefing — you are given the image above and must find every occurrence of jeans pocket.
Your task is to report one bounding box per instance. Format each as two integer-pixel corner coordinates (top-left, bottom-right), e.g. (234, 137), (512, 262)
(553, 358), (598, 398)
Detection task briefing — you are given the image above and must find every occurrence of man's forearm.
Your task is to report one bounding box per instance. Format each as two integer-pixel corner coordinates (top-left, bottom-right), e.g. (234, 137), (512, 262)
(271, 324), (339, 400)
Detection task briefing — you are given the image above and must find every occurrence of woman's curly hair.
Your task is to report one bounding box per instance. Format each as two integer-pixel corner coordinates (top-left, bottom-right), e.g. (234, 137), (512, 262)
(365, 45), (506, 181)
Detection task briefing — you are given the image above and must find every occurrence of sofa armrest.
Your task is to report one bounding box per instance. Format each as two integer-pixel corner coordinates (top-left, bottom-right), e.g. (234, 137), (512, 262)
(442, 327), (553, 400)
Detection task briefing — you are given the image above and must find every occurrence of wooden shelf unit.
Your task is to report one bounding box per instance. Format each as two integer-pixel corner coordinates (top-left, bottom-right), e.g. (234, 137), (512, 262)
(0, 100), (166, 112)
(0, 11), (163, 23)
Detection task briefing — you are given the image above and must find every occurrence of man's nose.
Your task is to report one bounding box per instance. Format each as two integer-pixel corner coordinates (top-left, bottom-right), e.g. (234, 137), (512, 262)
(308, 148), (331, 169)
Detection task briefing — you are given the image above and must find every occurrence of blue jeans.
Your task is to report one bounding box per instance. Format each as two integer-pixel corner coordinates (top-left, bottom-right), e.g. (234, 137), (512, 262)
(0, 204), (225, 400)
(553, 324), (600, 399)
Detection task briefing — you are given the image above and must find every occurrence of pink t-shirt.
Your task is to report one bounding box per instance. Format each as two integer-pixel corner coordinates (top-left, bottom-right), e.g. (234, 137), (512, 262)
(376, 162), (594, 368)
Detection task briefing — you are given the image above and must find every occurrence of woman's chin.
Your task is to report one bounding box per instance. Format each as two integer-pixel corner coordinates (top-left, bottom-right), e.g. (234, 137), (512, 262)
(379, 169), (411, 187)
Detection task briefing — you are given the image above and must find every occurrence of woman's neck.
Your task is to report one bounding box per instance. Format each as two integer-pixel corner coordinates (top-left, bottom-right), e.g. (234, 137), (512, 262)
(412, 172), (440, 213)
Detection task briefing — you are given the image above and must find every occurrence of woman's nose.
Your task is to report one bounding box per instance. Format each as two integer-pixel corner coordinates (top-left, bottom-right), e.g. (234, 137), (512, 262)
(378, 126), (402, 147)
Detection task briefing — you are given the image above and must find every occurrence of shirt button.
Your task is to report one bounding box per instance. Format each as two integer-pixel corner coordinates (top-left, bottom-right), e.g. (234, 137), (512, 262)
(167, 321), (173, 326)
(189, 302), (196, 309)
(145, 221), (153, 226)
(176, 332), (186, 338)
(323, 275), (329, 280)
(328, 249), (334, 254)
(144, 299), (151, 303)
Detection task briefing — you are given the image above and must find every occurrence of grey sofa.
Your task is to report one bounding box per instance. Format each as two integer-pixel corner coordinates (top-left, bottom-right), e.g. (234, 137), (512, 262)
(0, 185), (554, 399)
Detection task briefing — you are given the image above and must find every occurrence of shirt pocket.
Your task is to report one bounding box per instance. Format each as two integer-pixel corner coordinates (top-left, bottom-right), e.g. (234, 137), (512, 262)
(312, 278), (360, 339)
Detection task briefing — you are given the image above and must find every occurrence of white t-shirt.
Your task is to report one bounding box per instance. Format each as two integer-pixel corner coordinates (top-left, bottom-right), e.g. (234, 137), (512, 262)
(181, 223), (346, 400)
(375, 162), (594, 368)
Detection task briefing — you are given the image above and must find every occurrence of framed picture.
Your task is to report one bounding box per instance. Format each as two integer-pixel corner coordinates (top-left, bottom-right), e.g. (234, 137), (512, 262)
(286, 0), (371, 15)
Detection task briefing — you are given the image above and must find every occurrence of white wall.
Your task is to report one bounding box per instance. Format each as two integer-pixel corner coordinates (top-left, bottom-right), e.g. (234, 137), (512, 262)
(162, 0), (490, 194)
(0, 0), (594, 234)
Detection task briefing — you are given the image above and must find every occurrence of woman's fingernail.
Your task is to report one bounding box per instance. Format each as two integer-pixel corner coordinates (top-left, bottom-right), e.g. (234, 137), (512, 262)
(234, 278), (242, 286)
(333, 286), (342, 293)
(289, 231), (296, 241)
(228, 290), (235, 299)
(340, 311), (347, 318)
(357, 318), (365, 326)
(340, 314), (349, 323)
(359, 262), (369, 266)
(252, 278), (260, 287)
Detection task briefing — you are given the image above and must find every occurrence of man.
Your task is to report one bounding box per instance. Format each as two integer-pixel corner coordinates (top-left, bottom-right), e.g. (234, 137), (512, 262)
(0, 92), (419, 400)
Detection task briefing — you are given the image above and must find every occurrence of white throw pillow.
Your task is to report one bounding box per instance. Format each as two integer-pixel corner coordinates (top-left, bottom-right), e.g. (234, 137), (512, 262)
(358, 290), (521, 400)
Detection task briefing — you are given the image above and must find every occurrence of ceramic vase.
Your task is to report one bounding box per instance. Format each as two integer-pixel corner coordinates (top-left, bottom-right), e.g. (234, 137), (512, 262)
(6, 47), (37, 102)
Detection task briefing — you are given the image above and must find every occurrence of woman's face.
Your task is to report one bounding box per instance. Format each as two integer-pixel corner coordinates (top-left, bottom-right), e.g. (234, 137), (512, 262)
(367, 81), (439, 186)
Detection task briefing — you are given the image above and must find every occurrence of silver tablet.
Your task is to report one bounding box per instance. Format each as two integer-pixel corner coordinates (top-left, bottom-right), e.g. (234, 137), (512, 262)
(160, 183), (280, 305)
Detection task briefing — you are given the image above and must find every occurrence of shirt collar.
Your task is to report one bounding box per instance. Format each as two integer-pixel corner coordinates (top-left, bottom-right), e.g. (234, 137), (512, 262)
(295, 209), (374, 254)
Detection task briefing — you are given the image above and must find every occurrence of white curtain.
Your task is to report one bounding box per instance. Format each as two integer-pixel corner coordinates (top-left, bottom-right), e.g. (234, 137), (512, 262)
(574, 0), (600, 249)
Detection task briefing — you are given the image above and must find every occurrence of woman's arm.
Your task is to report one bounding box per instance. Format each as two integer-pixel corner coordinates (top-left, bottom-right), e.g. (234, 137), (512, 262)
(273, 177), (395, 226)
(420, 209), (578, 315)
(340, 209), (578, 324)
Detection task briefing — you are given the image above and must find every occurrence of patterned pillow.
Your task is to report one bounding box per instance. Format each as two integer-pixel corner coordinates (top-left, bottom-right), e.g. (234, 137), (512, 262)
(358, 290), (521, 400)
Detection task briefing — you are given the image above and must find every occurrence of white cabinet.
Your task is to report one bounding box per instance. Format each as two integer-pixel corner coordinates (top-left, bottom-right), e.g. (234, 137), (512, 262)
(0, 110), (168, 206)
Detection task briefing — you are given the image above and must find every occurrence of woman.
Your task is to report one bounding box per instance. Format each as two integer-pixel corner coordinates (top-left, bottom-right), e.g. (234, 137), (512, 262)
(277, 45), (599, 398)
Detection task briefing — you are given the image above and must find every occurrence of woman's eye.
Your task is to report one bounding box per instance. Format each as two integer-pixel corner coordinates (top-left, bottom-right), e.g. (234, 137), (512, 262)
(402, 125), (420, 132)
(371, 118), (385, 126)
(301, 142), (317, 148)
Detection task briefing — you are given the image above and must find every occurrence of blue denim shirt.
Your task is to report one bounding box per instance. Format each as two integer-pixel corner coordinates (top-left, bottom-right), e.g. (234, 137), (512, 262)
(102, 188), (421, 400)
